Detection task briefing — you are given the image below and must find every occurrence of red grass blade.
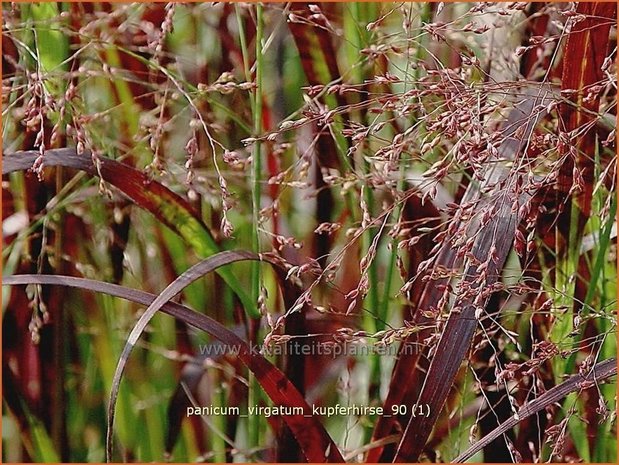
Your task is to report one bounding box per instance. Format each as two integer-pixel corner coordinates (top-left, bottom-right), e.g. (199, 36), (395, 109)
(2, 148), (219, 255)
(452, 358), (617, 462)
(392, 89), (553, 462)
(556, 2), (616, 241)
(288, 4), (343, 107)
(368, 89), (552, 462)
(102, 250), (342, 462)
(3, 266), (343, 463)
(287, 4), (344, 172)
(2, 148), (255, 314)
(393, 197), (521, 462)
(519, 3), (551, 80)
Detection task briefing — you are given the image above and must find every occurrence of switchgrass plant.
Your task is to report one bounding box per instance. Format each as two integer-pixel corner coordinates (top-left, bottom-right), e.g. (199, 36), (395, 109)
(2, 2), (617, 463)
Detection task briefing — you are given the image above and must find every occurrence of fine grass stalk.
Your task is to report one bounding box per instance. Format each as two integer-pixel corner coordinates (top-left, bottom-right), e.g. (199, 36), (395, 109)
(248, 2), (264, 454)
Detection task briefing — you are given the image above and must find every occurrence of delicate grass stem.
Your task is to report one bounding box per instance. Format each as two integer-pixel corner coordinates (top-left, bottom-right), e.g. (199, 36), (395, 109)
(235, 3), (263, 455)
(248, 2), (264, 454)
(211, 373), (227, 462)
(236, 6), (256, 118)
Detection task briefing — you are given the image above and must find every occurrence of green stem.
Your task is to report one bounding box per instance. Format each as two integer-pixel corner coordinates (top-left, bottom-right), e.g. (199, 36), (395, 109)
(248, 2), (264, 455)
(235, 6), (256, 118)
(252, 3), (264, 267)
(211, 372), (227, 462)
